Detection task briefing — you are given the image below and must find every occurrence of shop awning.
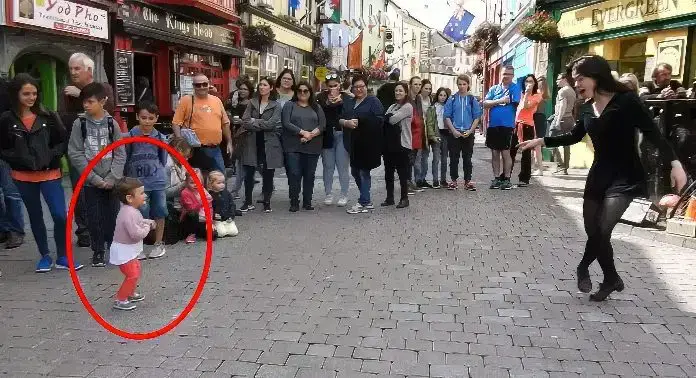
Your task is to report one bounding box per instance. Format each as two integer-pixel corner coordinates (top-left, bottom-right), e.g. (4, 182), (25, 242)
(123, 21), (244, 57)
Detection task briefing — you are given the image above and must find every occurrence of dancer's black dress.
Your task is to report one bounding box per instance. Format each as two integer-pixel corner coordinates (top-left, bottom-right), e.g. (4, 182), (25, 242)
(543, 91), (677, 298)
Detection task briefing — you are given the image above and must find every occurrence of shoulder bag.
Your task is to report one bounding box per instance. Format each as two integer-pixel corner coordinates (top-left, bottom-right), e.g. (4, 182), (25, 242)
(181, 95), (201, 147)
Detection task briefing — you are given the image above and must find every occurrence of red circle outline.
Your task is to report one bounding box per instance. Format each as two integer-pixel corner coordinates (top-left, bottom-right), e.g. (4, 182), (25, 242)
(65, 136), (214, 340)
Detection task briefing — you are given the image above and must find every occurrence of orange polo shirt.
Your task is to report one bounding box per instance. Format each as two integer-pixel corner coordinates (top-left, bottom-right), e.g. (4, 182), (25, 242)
(172, 95), (230, 146)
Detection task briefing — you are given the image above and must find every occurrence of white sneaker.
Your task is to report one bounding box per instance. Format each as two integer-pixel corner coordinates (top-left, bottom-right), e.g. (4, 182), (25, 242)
(337, 196), (348, 207)
(324, 194), (335, 205)
(532, 169), (544, 176)
(149, 243), (166, 259)
(364, 202), (375, 210)
(346, 203), (368, 214)
(137, 252), (147, 260)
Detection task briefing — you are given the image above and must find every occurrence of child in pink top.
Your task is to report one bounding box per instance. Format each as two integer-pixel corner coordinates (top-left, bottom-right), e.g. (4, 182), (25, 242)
(180, 169), (212, 244)
(110, 177), (156, 311)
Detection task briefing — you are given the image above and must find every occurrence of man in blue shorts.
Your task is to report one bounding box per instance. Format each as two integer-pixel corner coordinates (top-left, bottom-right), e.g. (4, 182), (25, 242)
(483, 65), (521, 190)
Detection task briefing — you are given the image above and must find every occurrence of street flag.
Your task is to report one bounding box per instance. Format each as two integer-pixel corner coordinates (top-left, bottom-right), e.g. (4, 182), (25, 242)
(347, 31), (363, 69)
(328, 0), (340, 23)
(443, 9), (475, 42)
(373, 49), (385, 69)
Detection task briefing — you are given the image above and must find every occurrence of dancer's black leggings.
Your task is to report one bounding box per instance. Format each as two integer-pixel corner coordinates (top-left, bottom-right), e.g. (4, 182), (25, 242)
(579, 195), (632, 283)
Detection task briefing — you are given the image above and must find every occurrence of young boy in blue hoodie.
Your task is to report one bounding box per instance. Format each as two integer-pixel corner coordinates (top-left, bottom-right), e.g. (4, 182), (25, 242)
(68, 83), (126, 267)
(125, 101), (168, 259)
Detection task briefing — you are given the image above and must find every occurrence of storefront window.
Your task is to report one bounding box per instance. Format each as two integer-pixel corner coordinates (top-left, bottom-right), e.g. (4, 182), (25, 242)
(301, 65), (311, 81)
(266, 54), (279, 77)
(244, 49), (260, 84)
(619, 37), (648, 82)
(284, 58), (295, 73)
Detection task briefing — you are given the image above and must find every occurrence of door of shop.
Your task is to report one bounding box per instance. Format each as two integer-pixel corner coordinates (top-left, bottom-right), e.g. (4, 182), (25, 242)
(179, 61), (226, 99)
(11, 54), (68, 111)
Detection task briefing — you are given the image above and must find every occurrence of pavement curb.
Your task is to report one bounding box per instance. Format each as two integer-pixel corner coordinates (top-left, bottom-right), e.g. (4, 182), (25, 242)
(614, 222), (696, 249)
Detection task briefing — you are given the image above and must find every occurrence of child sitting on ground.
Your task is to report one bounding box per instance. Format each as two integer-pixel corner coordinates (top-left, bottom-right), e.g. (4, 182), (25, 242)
(208, 170), (238, 237)
(180, 169), (212, 243)
(110, 177), (156, 311)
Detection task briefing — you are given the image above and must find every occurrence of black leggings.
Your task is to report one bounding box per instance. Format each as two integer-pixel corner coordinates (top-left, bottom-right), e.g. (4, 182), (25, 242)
(579, 195), (632, 283)
(244, 165), (274, 205)
(384, 148), (410, 201)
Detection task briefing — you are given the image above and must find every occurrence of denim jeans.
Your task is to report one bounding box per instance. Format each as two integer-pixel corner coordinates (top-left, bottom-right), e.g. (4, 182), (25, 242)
(14, 179), (67, 257)
(193, 146), (226, 173)
(286, 152), (320, 205)
(68, 161), (89, 236)
(432, 130), (449, 183)
(321, 130), (350, 196)
(231, 159), (244, 195)
(0, 160), (24, 234)
(83, 186), (120, 254)
(414, 148), (430, 182)
(351, 167), (372, 206)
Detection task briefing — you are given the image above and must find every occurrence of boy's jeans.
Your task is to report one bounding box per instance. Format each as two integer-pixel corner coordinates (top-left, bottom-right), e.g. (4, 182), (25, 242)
(83, 186), (119, 254)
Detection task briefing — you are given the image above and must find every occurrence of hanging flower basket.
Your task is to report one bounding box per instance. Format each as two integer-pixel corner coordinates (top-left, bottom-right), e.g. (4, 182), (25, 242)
(519, 12), (560, 43)
(472, 57), (484, 76)
(243, 25), (275, 52)
(463, 22), (501, 55)
(312, 46), (333, 66)
(362, 66), (386, 81)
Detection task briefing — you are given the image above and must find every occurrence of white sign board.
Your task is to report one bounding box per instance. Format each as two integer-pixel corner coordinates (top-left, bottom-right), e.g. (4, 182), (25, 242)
(13, 0), (109, 40)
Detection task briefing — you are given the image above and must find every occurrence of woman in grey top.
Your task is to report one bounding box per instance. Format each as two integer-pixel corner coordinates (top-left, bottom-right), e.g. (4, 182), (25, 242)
(549, 72), (577, 175)
(282, 81), (326, 212)
(382, 82), (413, 209)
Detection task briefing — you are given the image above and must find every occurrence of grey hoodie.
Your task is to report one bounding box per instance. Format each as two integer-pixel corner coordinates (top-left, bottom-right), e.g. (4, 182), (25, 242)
(68, 112), (126, 187)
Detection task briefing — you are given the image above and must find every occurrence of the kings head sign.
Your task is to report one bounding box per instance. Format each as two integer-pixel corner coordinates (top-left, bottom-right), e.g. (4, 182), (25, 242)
(118, 1), (235, 46)
(558, 0), (696, 39)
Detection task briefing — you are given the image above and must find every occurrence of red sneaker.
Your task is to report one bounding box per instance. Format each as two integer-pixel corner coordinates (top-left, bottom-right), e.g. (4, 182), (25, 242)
(448, 182), (458, 190)
(185, 234), (196, 244)
(464, 181), (477, 191)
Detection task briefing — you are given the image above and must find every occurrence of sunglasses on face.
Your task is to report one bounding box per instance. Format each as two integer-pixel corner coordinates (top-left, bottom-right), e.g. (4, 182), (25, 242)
(194, 82), (209, 88)
(298, 89), (310, 94)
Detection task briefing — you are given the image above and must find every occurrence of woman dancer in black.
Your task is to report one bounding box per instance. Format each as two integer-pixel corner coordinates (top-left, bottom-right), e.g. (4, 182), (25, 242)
(519, 55), (687, 301)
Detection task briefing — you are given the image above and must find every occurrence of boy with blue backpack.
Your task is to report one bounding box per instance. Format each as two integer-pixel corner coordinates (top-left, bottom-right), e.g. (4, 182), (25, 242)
(125, 102), (168, 259)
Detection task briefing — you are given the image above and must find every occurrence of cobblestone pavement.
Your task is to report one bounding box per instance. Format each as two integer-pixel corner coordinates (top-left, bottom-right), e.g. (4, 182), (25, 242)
(1, 138), (695, 377)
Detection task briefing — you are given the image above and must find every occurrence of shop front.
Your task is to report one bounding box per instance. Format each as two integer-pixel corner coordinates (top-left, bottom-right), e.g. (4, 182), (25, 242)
(554, 0), (696, 84)
(114, 0), (244, 126)
(549, 0), (696, 168)
(1, 0), (111, 110)
(240, 6), (315, 86)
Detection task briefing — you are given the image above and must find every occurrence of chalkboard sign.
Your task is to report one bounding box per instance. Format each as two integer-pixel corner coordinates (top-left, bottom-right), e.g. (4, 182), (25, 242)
(115, 50), (135, 106)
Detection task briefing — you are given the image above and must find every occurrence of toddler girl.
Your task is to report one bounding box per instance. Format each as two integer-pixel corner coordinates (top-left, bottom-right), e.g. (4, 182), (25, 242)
(208, 171), (238, 237)
(110, 177), (156, 311)
(180, 169), (212, 243)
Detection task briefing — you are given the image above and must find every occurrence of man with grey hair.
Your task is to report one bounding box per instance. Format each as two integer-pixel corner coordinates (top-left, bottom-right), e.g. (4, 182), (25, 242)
(59, 52), (116, 248)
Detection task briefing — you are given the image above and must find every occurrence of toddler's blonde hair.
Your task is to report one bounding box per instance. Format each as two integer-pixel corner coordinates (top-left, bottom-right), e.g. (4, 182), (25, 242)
(207, 170), (226, 190)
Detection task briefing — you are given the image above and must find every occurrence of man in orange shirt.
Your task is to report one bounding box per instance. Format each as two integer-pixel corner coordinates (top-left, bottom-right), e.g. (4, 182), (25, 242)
(172, 74), (233, 173)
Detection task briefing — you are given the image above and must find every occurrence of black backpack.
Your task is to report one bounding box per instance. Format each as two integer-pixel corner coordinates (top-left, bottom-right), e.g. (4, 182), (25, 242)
(80, 116), (115, 142)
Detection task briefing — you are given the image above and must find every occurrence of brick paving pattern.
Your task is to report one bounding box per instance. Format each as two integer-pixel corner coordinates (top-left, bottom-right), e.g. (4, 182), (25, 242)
(0, 139), (695, 377)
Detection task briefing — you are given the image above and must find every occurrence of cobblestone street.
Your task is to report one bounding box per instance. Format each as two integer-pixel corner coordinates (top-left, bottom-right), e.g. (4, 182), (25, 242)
(1, 140), (695, 377)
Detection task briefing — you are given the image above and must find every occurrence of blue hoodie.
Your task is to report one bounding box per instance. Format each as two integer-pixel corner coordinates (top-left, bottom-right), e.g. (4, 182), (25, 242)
(443, 93), (483, 132)
(125, 126), (168, 191)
